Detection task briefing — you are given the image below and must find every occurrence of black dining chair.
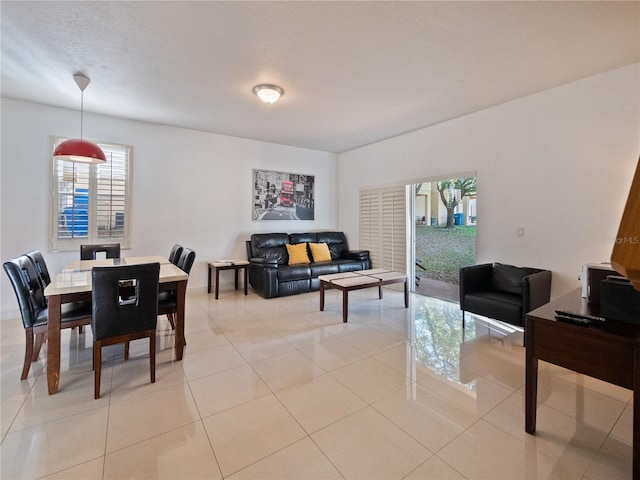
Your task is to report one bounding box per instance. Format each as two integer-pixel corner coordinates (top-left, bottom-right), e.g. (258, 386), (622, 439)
(3, 255), (92, 380)
(168, 244), (183, 265)
(159, 247), (196, 330)
(24, 250), (51, 289)
(80, 243), (121, 260)
(91, 262), (160, 399)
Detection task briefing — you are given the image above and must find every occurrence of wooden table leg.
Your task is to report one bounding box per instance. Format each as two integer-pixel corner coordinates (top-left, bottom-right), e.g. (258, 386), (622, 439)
(243, 266), (248, 295)
(47, 295), (62, 395)
(234, 268), (239, 290)
(175, 280), (186, 359)
(525, 322), (538, 434)
(320, 281), (325, 311)
(215, 268), (220, 300)
(343, 290), (349, 323)
(207, 264), (212, 294)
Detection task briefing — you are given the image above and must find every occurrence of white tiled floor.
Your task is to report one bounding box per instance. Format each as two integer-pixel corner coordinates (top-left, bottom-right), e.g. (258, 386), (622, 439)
(0, 287), (633, 479)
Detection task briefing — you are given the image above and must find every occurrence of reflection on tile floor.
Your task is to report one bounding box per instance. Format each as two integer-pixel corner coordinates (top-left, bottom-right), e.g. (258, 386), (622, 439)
(0, 288), (633, 479)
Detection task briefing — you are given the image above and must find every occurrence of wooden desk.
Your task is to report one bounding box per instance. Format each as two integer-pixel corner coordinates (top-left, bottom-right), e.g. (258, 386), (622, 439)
(207, 260), (249, 299)
(525, 288), (640, 479)
(44, 256), (188, 395)
(319, 269), (408, 323)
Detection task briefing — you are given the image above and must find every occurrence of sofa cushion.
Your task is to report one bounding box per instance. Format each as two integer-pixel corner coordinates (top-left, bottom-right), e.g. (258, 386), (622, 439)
(310, 262), (339, 277)
(286, 243), (310, 265)
(290, 233), (317, 245)
(278, 265), (311, 282)
(309, 242), (332, 262)
(316, 231), (348, 259)
(251, 233), (289, 265)
(491, 263), (527, 295)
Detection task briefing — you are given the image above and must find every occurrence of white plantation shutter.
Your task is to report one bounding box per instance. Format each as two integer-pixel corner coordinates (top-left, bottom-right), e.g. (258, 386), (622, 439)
(360, 186), (407, 272)
(51, 137), (132, 251)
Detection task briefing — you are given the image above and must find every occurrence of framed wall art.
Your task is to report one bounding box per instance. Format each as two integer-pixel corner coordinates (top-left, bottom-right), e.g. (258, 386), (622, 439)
(252, 169), (314, 221)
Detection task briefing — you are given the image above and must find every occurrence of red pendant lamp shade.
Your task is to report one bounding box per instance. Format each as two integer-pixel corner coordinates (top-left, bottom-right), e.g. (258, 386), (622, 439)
(54, 138), (106, 163)
(54, 73), (106, 164)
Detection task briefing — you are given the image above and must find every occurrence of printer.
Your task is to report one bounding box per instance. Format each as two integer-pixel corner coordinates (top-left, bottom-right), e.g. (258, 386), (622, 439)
(580, 263), (617, 304)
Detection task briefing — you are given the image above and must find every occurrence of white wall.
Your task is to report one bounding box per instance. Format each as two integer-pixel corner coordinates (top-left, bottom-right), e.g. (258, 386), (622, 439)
(1, 99), (337, 317)
(337, 64), (640, 298)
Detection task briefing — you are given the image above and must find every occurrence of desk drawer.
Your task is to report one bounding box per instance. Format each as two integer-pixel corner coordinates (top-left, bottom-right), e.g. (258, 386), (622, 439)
(532, 321), (635, 389)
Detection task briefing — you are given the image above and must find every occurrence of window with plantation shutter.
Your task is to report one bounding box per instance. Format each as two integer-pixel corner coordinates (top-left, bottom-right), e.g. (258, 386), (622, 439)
(51, 137), (132, 251)
(359, 185), (407, 273)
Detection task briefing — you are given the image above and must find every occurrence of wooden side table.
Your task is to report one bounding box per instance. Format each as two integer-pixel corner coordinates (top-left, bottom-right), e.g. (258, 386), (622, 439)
(208, 260), (249, 299)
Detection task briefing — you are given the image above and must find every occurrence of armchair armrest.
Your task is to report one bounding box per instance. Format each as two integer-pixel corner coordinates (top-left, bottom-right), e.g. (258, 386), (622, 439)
(523, 269), (552, 315)
(459, 263), (494, 310)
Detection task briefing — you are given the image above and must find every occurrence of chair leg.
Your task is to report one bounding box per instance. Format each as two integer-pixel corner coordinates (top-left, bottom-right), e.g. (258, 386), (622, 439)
(33, 332), (45, 361)
(94, 341), (102, 399)
(21, 327), (34, 380)
(462, 311), (465, 329)
(167, 313), (175, 330)
(150, 331), (156, 384)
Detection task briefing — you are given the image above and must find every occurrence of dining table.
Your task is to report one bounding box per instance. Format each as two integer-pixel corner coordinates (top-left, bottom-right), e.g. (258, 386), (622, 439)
(43, 255), (189, 395)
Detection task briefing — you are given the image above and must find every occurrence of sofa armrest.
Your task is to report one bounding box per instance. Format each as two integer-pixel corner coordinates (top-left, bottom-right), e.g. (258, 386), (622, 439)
(248, 258), (279, 298)
(459, 263), (493, 310)
(523, 269), (552, 316)
(341, 250), (369, 261)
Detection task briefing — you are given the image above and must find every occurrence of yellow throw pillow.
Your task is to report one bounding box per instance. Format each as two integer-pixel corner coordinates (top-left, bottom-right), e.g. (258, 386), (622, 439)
(309, 242), (332, 262)
(286, 243), (310, 265)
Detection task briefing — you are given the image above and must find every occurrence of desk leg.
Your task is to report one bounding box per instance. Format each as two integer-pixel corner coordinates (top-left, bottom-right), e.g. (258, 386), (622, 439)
(47, 295), (62, 395)
(234, 269), (239, 290)
(320, 281), (325, 312)
(243, 267), (248, 295)
(207, 264), (212, 294)
(633, 347), (639, 480)
(215, 268), (220, 300)
(175, 280), (186, 360)
(525, 324), (538, 434)
(343, 290), (349, 323)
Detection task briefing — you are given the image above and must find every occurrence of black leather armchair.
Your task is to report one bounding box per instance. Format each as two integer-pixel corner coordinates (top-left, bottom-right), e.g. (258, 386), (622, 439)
(459, 263), (552, 329)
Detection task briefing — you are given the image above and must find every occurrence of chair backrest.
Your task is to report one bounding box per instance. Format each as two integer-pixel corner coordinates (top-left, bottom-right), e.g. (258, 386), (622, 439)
(91, 263), (160, 341)
(176, 248), (196, 276)
(168, 244), (184, 265)
(3, 255), (47, 328)
(24, 250), (51, 287)
(80, 243), (121, 260)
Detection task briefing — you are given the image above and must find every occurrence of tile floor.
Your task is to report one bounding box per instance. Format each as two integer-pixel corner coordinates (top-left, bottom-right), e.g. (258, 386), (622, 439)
(0, 287), (633, 479)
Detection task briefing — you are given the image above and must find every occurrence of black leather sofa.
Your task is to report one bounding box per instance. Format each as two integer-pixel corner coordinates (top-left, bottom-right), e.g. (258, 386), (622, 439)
(459, 262), (552, 328)
(246, 231), (370, 298)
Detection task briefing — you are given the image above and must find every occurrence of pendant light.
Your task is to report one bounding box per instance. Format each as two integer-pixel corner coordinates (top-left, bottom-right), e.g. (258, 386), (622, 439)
(53, 73), (106, 164)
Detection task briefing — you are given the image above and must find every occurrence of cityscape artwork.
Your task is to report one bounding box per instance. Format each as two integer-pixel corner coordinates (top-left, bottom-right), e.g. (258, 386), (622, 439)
(252, 169), (315, 221)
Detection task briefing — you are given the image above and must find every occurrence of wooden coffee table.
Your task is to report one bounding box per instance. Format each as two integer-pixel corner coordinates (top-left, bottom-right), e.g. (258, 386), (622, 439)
(319, 269), (409, 323)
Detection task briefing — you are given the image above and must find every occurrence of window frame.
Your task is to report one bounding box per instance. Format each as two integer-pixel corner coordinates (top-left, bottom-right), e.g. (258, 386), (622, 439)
(50, 136), (133, 252)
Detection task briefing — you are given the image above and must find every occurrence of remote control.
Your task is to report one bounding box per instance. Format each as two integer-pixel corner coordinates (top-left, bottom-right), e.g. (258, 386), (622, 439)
(554, 309), (606, 323)
(555, 314), (591, 326)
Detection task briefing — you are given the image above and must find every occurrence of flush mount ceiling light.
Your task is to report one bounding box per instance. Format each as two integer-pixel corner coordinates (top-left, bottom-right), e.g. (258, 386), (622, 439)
(253, 84), (284, 104)
(53, 73), (106, 164)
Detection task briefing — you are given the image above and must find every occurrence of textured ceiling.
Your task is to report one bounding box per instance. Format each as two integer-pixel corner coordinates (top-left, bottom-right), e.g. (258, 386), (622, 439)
(2, 1), (639, 153)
